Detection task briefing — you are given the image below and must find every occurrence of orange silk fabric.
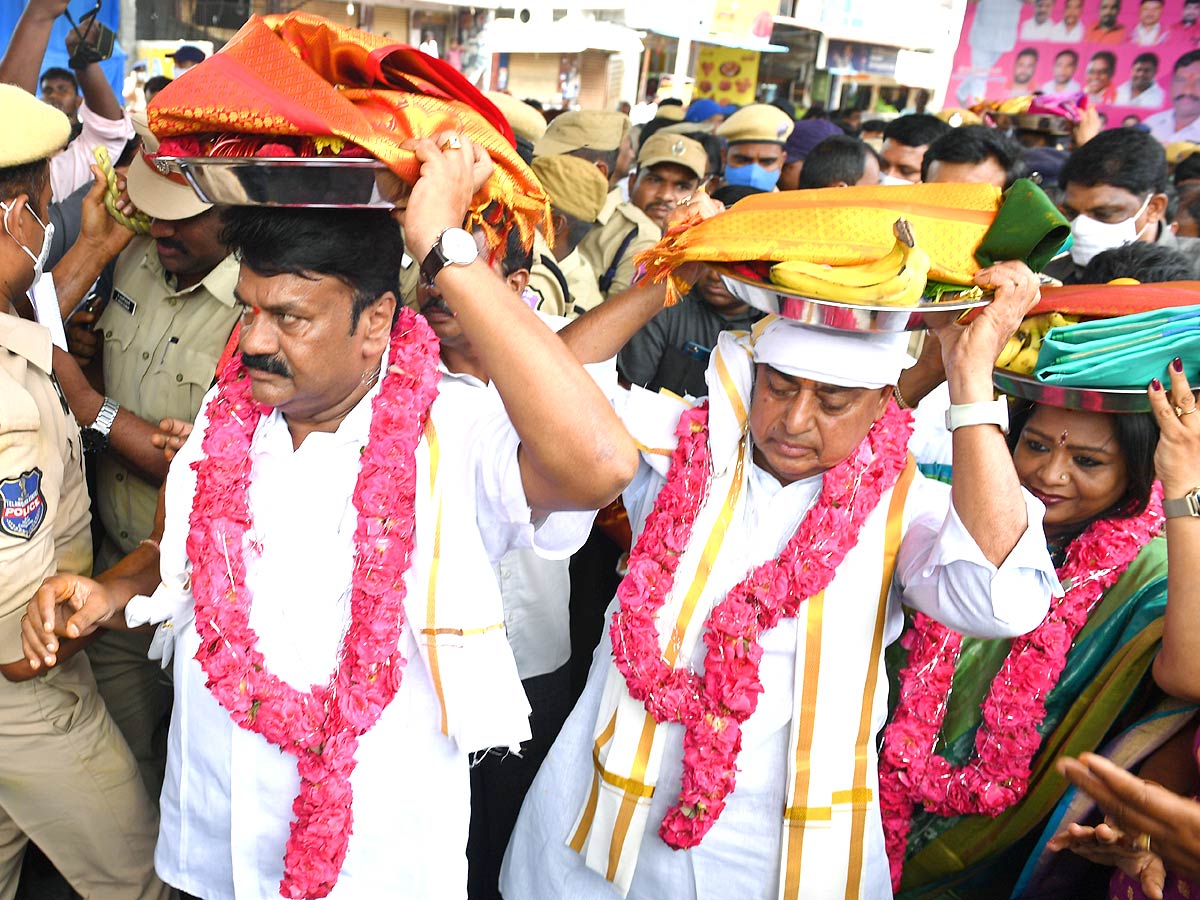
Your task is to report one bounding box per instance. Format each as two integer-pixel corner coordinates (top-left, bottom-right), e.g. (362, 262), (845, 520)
(147, 13), (549, 250)
(1028, 282), (1200, 317)
(639, 183), (1006, 293)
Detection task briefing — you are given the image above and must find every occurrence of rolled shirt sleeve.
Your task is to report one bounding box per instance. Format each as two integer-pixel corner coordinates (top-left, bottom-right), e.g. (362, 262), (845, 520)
(50, 102), (134, 201)
(472, 407), (596, 562)
(896, 477), (1061, 639)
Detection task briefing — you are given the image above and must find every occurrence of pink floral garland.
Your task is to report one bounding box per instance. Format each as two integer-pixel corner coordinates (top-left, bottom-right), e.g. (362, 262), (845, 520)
(878, 483), (1165, 891)
(611, 400), (913, 849)
(186, 308), (441, 899)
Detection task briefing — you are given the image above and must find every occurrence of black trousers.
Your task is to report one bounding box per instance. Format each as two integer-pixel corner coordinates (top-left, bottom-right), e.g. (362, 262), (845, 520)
(466, 664), (572, 900)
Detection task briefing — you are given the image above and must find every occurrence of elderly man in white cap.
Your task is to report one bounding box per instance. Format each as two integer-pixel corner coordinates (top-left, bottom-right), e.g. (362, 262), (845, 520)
(52, 123), (240, 800)
(502, 247), (1059, 899)
(0, 83), (167, 900)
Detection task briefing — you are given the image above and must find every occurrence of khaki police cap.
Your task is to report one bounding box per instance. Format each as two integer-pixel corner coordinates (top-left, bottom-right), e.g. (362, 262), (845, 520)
(485, 91), (547, 144)
(656, 104), (686, 122)
(534, 110), (630, 157)
(532, 154), (609, 223)
(716, 103), (794, 145)
(637, 132), (707, 181)
(127, 149), (212, 222)
(0, 84), (71, 168)
(129, 101), (214, 219)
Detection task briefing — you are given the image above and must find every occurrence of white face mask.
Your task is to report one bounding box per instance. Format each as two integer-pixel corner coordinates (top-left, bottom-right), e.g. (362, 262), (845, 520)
(879, 173), (915, 187)
(1068, 193), (1153, 266)
(1, 199), (54, 285)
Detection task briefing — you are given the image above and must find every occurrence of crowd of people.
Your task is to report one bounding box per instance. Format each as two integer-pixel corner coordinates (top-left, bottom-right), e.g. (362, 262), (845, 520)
(2, 2), (1200, 900)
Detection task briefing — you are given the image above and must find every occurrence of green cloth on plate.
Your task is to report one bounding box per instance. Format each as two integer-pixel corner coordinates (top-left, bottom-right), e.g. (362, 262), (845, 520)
(1035, 304), (1200, 387)
(974, 178), (1070, 272)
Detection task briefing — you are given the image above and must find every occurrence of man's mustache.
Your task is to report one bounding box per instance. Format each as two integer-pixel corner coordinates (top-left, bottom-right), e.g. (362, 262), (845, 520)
(419, 295), (453, 317)
(155, 238), (187, 254)
(241, 352), (292, 377)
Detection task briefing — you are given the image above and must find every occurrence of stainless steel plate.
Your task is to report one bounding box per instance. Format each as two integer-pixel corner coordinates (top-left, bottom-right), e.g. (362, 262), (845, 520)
(715, 265), (990, 333)
(162, 157), (393, 208)
(992, 367), (1151, 412)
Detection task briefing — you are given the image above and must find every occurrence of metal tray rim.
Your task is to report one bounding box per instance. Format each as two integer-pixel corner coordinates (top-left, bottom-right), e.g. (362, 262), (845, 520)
(992, 367), (1152, 412)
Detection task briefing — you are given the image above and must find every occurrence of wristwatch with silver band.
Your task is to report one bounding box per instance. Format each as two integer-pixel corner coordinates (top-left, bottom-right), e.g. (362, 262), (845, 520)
(80, 397), (119, 454)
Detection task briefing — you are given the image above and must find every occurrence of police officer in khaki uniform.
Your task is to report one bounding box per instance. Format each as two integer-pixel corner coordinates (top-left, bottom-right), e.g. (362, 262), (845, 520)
(485, 92), (578, 316)
(716, 103), (795, 191)
(77, 134), (240, 798)
(580, 131), (707, 303)
(0, 83), (167, 900)
(530, 112), (638, 314)
(530, 154), (607, 317)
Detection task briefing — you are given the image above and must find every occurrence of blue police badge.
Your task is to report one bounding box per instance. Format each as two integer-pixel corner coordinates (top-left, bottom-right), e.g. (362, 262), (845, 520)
(0, 469), (47, 541)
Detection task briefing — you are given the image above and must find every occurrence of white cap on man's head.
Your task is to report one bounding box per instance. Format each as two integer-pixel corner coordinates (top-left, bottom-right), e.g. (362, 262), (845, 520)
(752, 317), (915, 389)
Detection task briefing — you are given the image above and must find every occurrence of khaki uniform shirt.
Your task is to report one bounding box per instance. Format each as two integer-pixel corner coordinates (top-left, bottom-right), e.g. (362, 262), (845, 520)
(560, 247), (603, 318)
(527, 230), (570, 318)
(596, 187), (622, 225)
(578, 201), (660, 301)
(96, 238), (240, 556)
(0, 315), (90, 662)
(400, 250), (420, 312)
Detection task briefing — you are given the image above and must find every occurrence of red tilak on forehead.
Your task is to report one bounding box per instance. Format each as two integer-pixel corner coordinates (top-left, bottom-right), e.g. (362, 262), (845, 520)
(1059, 431), (1068, 446)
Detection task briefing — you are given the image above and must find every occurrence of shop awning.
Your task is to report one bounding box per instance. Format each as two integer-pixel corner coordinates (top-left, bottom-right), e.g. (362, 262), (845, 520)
(484, 14), (645, 55)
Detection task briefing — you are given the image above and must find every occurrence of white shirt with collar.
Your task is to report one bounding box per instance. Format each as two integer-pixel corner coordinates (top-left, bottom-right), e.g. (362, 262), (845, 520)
(1115, 79), (1166, 107)
(1048, 19), (1084, 40)
(1145, 107), (1200, 142)
(1020, 17), (1057, 39)
(440, 313), (613, 680)
(127, 351), (593, 899)
(1132, 21), (1169, 44)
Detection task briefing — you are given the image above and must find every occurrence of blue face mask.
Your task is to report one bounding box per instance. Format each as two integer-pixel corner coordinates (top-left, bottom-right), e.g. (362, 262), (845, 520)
(723, 162), (780, 191)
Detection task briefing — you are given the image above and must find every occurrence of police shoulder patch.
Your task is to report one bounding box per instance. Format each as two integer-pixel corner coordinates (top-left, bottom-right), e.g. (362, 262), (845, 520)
(0, 468), (47, 541)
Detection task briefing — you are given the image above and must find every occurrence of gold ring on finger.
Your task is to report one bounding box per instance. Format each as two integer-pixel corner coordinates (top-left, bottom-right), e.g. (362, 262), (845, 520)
(1180, 407), (1198, 417)
(1134, 832), (1151, 853)
(440, 133), (463, 151)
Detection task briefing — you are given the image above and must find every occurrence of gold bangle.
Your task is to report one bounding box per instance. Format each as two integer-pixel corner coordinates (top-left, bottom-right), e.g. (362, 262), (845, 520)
(893, 383), (911, 410)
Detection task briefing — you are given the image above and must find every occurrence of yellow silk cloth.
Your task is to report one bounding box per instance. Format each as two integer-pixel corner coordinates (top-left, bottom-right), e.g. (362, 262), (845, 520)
(639, 183), (1004, 296)
(147, 13), (549, 250)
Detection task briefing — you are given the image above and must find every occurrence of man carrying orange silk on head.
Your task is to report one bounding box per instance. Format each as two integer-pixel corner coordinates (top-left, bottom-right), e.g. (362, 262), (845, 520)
(20, 14), (637, 900)
(501, 187), (1063, 898)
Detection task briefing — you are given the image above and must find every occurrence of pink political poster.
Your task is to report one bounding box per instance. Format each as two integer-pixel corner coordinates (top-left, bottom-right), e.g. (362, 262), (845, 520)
(946, 0), (1200, 143)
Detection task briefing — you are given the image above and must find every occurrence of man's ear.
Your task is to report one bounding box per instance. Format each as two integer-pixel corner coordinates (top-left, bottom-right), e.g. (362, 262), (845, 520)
(1146, 192), (1169, 226)
(874, 385), (894, 420)
(360, 292), (397, 352)
(593, 159), (611, 180)
(506, 268), (530, 296)
(1, 193), (32, 242)
(551, 210), (569, 238)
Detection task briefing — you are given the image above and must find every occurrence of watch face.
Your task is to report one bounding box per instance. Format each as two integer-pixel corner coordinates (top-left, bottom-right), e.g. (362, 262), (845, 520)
(80, 427), (107, 454)
(440, 228), (479, 266)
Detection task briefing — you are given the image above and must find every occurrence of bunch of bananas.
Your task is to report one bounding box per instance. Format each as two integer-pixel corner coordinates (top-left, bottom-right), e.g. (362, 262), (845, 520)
(996, 312), (1078, 374)
(769, 218), (931, 307)
(93, 146), (151, 235)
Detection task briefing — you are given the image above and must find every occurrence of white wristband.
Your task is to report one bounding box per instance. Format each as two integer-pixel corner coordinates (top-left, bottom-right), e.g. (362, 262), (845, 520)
(945, 397), (1009, 434)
